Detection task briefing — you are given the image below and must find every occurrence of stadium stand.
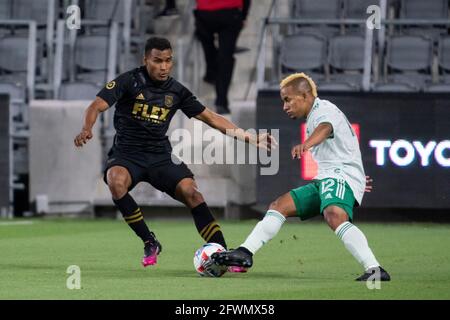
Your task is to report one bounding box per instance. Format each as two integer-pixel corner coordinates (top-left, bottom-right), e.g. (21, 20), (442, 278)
(293, 0), (342, 19)
(74, 34), (113, 83)
(0, 0), (155, 216)
(399, 0), (448, 41)
(0, 82), (27, 127)
(0, 36), (29, 86)
(279, 33), (327, 84)
(5, 0), (57, 89)
(0, 20), (37, 101)
(374, 35), (433, 91)
(343, 0), (381, 35)
(55, 23), (119, 98)
(291, 0), (342, 38)
(326, 35), (367, 90)
(260, 0), (450, 93)
(82, 0), (138, 72)
(1, 0), (450, 216)
(59, 82), (102, 100)
(400, 0), (448, 19)
(426, 35), (450, 92)
(84, 0), (130, 23)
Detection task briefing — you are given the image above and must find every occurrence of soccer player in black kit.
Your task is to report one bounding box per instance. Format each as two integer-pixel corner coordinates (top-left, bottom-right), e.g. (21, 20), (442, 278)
(74, 37), (275, 270)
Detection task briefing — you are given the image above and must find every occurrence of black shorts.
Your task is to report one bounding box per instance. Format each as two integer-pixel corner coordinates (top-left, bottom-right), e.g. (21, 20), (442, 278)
(103, 147), (194, 198)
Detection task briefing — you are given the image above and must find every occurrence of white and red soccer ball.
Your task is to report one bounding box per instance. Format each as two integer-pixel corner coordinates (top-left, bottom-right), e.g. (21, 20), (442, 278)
(193, 243), (227, 277)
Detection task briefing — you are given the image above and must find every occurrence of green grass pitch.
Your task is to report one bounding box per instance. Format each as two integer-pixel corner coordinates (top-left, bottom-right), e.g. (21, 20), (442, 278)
(0, 218), (449, 300)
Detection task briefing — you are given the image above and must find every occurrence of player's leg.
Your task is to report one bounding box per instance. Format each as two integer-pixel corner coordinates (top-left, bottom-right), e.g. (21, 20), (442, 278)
(240, 192), (297, 254)
(174, 177), (227, 249)
(212, 192), (298, 269)
(194, 11), (218, 84)
(107, 166), (153, 242)
(323, 205), (390, 281)
(147, 158), (228, 249)
(324, 204), (381, 270)
(212, 183), (321, 269)
(215, 11), (241, 111)
(320, 178), (390, 280)
(106, 165), (161, 266)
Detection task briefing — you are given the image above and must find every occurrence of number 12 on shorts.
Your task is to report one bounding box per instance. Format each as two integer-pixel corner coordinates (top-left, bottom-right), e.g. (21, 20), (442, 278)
(321, 178), (346, 200)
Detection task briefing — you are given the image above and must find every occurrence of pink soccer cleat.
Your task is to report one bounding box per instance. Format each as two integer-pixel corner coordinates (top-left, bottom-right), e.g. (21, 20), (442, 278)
(227, 266), (248, 273)
(141, 233), (162, 267)
(142, 253), (158, 267)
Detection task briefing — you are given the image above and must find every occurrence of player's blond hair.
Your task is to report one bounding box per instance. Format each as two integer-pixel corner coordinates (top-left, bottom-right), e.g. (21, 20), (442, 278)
(279, 73), (318, 98)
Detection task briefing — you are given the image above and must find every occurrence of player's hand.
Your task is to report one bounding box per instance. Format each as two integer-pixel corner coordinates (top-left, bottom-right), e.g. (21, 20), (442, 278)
(291, 144), (308, 159)
(365, 175), (373, 193)
(74, 128), (93, 147)
(252, 133), (278, 151)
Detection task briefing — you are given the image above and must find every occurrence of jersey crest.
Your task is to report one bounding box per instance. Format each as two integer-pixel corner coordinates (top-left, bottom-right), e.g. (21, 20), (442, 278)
(164, 95), (174, 108)
(106, 81), (116, 89)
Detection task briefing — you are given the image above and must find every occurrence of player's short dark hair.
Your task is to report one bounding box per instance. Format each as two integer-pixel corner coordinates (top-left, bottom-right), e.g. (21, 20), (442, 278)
(144, 37), (172, 56)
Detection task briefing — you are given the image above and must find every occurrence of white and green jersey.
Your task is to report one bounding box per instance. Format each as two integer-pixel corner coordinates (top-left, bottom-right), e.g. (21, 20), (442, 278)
(305, 97), (366, 205)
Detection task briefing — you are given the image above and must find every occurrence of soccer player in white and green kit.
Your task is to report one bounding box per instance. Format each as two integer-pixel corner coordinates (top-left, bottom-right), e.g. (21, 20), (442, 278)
(212, 73), (390, 281)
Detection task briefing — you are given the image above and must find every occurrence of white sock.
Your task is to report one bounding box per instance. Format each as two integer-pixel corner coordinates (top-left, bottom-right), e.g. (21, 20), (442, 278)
(241, 209), (286, 254)
(335, 221), (380, 271)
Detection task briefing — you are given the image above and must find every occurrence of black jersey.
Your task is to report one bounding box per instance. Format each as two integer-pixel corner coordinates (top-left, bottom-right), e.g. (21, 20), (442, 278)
(97, 66), (206, 153)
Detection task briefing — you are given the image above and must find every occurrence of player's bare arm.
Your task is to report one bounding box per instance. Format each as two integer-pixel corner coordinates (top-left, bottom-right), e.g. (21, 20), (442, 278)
(195, 107), (278, 150)
(291, 122), (332, 159)
(74, 96), (109, 147)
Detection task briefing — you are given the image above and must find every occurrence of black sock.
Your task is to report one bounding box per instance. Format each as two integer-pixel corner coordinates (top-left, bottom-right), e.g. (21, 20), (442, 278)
(191, 202), (227, 249)
(113, 193), (153, 243)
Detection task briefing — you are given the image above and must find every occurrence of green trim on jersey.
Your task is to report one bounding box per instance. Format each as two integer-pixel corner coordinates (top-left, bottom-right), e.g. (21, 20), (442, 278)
(289, 178), (356, 222)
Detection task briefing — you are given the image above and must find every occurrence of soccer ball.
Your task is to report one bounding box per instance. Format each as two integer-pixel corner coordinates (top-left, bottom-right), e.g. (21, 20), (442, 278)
(193, 243), (227, 277)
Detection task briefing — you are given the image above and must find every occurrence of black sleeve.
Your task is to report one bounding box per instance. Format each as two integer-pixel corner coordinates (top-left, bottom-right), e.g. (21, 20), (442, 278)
(96, 72), (131, 107)
(180, 86), (206, 118)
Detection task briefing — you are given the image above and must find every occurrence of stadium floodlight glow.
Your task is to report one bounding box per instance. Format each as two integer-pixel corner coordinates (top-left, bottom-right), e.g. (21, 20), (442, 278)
(369, 139), (450, 167)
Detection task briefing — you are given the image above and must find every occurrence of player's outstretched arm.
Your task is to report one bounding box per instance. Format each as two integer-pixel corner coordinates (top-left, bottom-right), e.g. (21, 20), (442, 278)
(74, 96), (109, 147)
(291, 123), (332, 159)
(194, 107), (278, 150)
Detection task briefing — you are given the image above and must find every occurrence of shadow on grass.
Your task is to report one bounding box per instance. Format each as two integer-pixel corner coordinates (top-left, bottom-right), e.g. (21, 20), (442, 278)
(221, 270), (359, 282)
(87, 268), (308, 281)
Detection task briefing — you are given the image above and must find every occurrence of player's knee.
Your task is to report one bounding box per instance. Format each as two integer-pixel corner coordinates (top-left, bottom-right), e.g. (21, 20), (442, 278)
(107, 176), (129, 199)
(323, 206), (338, 222)
(268, 199), (289, 218)
(182, 187), (204, 207)
(268, 200), (279, 211)
(323, 206), (347, 228)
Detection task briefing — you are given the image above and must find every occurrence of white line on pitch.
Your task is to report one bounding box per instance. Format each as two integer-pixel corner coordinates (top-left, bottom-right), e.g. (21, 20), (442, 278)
(0, 221), (35, 226)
